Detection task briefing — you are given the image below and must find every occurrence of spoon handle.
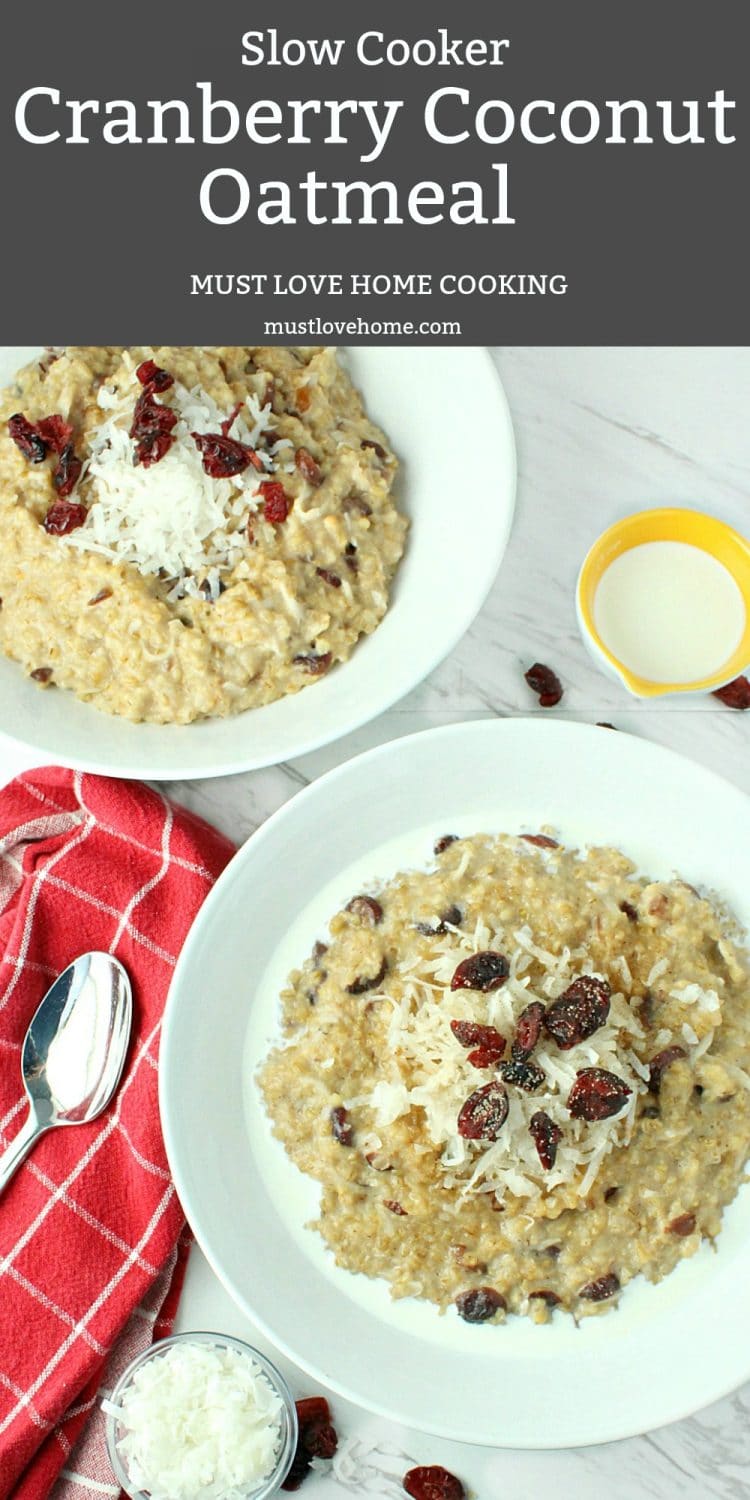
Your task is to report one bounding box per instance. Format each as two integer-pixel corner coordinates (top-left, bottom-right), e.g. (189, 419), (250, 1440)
(0, 1110), (45, 1198)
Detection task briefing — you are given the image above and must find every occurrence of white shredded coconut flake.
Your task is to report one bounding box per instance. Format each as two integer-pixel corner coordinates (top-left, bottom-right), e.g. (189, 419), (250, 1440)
(107, 1341), (284, 1500)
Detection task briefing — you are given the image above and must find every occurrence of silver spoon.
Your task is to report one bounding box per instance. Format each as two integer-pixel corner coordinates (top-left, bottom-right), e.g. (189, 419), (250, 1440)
(0, 952), (132, 1197)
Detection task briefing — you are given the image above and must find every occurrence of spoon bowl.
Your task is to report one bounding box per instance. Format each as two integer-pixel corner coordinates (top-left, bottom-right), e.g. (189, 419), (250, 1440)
(0, 952), (132, 1196)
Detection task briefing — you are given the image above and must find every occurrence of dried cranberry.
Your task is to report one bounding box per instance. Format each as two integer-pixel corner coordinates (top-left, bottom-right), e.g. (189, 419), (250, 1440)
(713, 675), (750, 710)
(192, 430), (261, 478)
(666, 1212), (696, 1236)
(220, 400), (244, 436)
(346, 957), (387, 995)
(330, 1106), (354, 1146)
(8, 413), (46, 463)
(457, 1081), (508, 1140)
(529, 1110), (562, 1169)
(280, 1449), (310, 1491)
(454, 1287), (505, 1323)
(434, 835), (458, 854)
(30, 667), (53, 682)
(53, 443), (83, 498)
(451, 951), (509, 993)
(36, 414), (73, 453)
(500, 1058), (546, 1093)
(293, 651), (332, 675)
(604, 1185), (620, 1202)
(361, 438), (388, 461)
(345, 895), (384, 925)
(43, 500), (87, 535)
(295, 1397), (330, 1428)
(513, 1000), (545, 1058)
(567, 1068), (632, 1121)
(384, 1199), (407, 1215)
(648, 1045), (687, 1093)
(404, 1466), (465, 1500)
(260, 480), (291, 523)
(524, 662), (563, 707)
(130, 387), (177, 466)
(579, 1273), (620, 1302)
(135, 358), (174, 391)
(543, 976), (611, 1050)
(316, 567), (342, 588)
(520, 833), (559, 848)
(415, 905), (462, 937)
(529, 1289), (561, 1308)
(283, 1397), (338, 1491)
(466, 1046), (501, 1068)
(620, 900), (639, 923)
(450, 1020), (506, 1058)
(303, 1419), (338, 1459)
(296, 446), (323, 485)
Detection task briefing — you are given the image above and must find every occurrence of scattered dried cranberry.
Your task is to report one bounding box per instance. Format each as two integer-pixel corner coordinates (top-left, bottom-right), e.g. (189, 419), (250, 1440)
(415, 905), (462, 936)
(345, 895), (384, 925)
(316, 567), (341, 588)
(293, 651), (332, 675)
(130, 387), (177, 466)
(543, 976), (611, 1050)
(384, 1199), (407, 1215)
(454, 1287), (505, 1323)
(529, 1110), (563, 1169)
(135, 358), (174, 391)
(192, 430), (261, 478)
(295, 1397), (330, 1428)
(466, 1046), (501, 1068)
(30, 667), (53, 682)
(648, 1045), (687, 1093)
(282, 1397), (338, 1491)
(53, 443), (83, 498)
(579, 1273), (620, 1302)
(457, 1081), (509, 1140)
(8, 413), (46, 463)
(303, 1419), (338, 1460)
(525, 662), (563, 707)
(404, 1466), (465, 1500)
(36, 414), (73, 453)
(567, 1068), (632, 1121)
(434, 835), (458, 855)
(529, 1289), (561, 1308)
(520, 833), (559, 848)
(43, 500), (87, 535)
(620, 900), (639, 923)
(330, 1106), (354, 1146)
(713, 675), (750, 710)
(260, 480), (291, 523)
(451, 951), (509, 993)
(450, 1020), (506, 1055)
(513, 1000), (545, 1058)
(296, 446), (323, 486)
(346, 957), (387, 995)
(500, 1058), (546, 1093)
(666, 1212), (696, 1236)
(361, 438), (388, 461)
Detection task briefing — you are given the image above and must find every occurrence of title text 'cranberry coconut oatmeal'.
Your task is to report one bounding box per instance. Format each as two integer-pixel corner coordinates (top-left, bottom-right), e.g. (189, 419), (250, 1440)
(0, 347), (405, 723)
(259, 833), (750, 1324)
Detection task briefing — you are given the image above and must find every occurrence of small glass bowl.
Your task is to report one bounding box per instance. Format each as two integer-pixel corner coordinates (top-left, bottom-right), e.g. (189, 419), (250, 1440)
(104, 1331), (298, 1500)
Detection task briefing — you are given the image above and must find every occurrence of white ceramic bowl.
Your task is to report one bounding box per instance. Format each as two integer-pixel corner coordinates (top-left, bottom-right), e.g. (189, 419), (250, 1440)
(160, 719), (750, 1448)
(0, 347), (515, 780)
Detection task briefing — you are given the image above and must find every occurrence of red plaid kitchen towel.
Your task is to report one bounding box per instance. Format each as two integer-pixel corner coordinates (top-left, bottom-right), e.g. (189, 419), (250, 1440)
(0, 767), (235, 1500)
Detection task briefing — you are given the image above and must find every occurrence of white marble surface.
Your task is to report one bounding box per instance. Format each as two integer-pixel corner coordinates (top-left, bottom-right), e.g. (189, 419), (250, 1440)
(4, 347), (750, 1497)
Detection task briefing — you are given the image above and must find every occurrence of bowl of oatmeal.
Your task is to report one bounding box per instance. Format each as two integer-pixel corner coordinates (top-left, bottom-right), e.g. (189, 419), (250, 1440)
(0, 346), (515, 779)
(160, 719), (750, 1446)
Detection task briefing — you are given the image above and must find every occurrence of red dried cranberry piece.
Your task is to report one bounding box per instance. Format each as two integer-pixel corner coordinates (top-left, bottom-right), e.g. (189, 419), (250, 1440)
(30, 667), (53, 682)
(404, 1465), (466, 1500)
(543, 976), (611, 1050)
(567, 1068), (632, 1121)
(43, 500), (87, 535)
(666, 1212), (696, 1236)
(579, 1273), (620, 1301)
(346, 957), (387, 995)
(434, 834), (458, 855)
(500, 1058), (546, 1093)
(345, 895), (383, 925)
(192, 430), (260, 478)
(293, 651), (332, 675)
(620, 900), (639, 923)
(450, 1020), (506, 1058)
(451, 951), (509, 993)
(520, 833), (559, 848)
(466, 1046), (502, 1068)
(316, 567), (342, 588)
(384, 1199), (407, 1215)
(303, 1419), (338, 1459)
(525, 662), (563, 707)
(260, 480), (291, 523)
(513, 1000), (545, 1058)
(296, 446), (323, 485)
(415, 905), (462, 937)
(283, 1397), (338, 1491)
(280, 1449), (310, 1491)
(529, 1110), (563, 1169)
(8, 413), (46, 463)
(135, 358), (174, 391)
(529, 1289), (561, 1308)
(454, 1286), (505, 1323)
(648, 1045), (687, 1093)
(361, 438), (388, 461)
(457, 1081), (508, 1140)
(36, 414), (73, 453)
(295, 1397), (330, 1428)
(713, 675), (750, 710)
(330, 1106), (354, 1146)
(52, 443), (83, 498)
(130, 388), (177, 466)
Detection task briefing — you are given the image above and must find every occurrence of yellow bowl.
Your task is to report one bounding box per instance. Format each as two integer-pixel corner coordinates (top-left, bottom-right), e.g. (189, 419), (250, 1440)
(576, 507), (750, 697)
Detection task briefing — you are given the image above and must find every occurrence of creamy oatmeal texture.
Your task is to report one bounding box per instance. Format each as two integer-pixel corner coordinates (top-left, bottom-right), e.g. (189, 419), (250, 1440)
(259, 833), (750, 1324)
(0, 347), (405, 723)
